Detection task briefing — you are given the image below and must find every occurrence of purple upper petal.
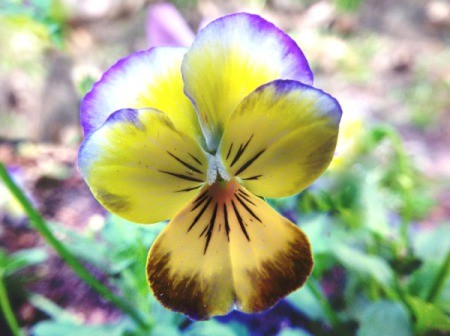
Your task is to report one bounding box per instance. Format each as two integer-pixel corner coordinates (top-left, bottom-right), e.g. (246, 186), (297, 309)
(146, 3), (195, 47)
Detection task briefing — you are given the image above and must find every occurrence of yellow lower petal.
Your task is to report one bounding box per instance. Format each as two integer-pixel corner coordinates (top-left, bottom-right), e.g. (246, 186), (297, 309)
(228, 190), (313, 313)
(146, 180), (312, 319)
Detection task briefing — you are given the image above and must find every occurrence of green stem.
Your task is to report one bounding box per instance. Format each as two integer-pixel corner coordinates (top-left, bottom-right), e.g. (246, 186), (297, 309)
(366, 242), (381, 301)
(398, 218), (410, 253)
(392, 273), (415, 321)
(0, 163), (149, 330)
(0, 274), (24, 336)
(374, 126), (413, 251)
(426, 249), (450, 303)
(306, 278), (340, 326)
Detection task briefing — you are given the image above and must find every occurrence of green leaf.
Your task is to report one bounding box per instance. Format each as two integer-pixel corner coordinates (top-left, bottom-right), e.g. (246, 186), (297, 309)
(184, 320), (238, 336)
(226, 322), (250, 336)
(413, 225), (450, 262)
(299, 215), (331, 255)
(407, 262), (438, 300)
(32, 321), (131, 336)
(408, 296), (450, 332)
(150, 324), (181, 336)
(287, 285), (327, 321)
(102, 215), (163, 250)
(357, 300), (411, 336)
(435, 277), (450, 313)
(2, 248), (47, 276)
(333, 0), (363, 12)
(333, 243), (394, 288)
(29, 294), (78, 323)
(0, 249), (9, 273)
(78, 75), (96, 96)
(278, 328), (312, 336)
(360, 172), (390, 237)
(46, 221), (108, 270)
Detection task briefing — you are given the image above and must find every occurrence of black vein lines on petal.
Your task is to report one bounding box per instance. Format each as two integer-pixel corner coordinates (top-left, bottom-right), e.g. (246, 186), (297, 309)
(189, 153), (203, 166)
(242, 175), (263, 181)
(235, 149), (265, 176)
(159, 170), (203, 183)
(202, 203), (218, 254)
(238, 188), (250, 197)
(188, 197), (212, 232)
(191, 193), (211, 212)
(226, 143), (234, 160)
(175, 184), (203, 193)
(223, 203), (230, 241)
(199, 222), (209, 237)
(238, 189), (255, 205)
(167, 151), (203, 174)
(230, 135), (253, 167)
(193, 189), (209, 205)
(231, 200), (250, 241)
(235, 193), (262, 223)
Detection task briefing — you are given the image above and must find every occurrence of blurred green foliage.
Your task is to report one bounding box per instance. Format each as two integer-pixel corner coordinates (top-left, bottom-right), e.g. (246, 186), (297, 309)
(281, 123), (449, 335)
(0, 0), (67, 47)
(0, 248), (48, 336)
(333, 0), (363, 13)
(401, 50), (450, 129)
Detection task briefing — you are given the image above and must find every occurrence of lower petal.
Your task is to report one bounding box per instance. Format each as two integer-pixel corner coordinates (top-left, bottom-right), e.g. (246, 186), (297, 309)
(146, 180), (312, 319)
(227, 183), (313, 313)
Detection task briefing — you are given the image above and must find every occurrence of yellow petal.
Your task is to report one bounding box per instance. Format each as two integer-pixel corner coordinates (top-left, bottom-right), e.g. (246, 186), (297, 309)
(219, 80), (342, 198)
(78, 108), (208, 223)
(146, 180), (312, 319)
(81, 47), (202, 144)
(181, 13), (313, 151)
(228, 184), (313, 313)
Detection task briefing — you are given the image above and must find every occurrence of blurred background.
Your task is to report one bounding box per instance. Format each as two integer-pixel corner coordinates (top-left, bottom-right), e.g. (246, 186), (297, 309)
(0, 0), (449, 335)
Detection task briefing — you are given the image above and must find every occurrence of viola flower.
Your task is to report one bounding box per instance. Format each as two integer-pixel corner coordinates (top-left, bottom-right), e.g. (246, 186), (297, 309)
(78, 13), (342, 320)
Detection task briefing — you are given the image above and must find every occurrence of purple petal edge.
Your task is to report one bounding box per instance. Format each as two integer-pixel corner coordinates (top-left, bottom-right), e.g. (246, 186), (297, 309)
(257, 79), (342, 124)
(77, 108), (161, 176)
(80, 49), (156, 137)
(243, 13), (313, 84)
(196, 13), (314, 85)
(106, 108), (145, 129)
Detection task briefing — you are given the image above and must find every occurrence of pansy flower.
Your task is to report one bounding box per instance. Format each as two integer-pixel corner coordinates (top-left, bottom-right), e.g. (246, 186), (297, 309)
(78, 13), (342, 320)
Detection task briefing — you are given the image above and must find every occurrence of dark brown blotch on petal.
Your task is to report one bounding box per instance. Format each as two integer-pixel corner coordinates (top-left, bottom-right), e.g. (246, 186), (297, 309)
(94, 189), (130, 213)
(147, 252), (211, 320)
(239, 224), (313, 312)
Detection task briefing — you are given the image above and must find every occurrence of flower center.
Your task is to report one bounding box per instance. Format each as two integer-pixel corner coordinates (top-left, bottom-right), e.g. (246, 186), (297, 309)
(206, 153), (231, 185)
(208, 179), (239, 203)
(186, 178), (255, 254)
